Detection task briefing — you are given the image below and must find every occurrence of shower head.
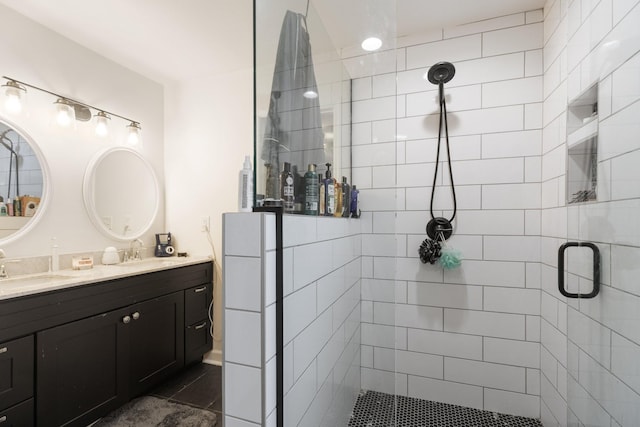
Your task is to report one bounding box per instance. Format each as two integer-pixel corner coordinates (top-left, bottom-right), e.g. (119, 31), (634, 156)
(427, 61), (456, 85)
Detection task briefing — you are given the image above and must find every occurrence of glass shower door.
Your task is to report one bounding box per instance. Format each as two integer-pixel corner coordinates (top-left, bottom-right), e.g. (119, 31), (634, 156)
(563, 90), (640, 425)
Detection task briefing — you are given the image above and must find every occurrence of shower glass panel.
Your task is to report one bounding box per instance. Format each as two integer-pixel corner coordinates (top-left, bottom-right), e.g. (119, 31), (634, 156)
(561, 48), (640, 426)
(254, 0), (352, 210)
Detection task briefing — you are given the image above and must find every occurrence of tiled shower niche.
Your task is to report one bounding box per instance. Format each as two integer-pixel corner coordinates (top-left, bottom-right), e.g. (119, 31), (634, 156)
(567, 84), (598, 204)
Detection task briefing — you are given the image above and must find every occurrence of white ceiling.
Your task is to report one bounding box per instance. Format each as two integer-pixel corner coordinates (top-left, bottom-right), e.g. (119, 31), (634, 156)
(0, 0), (545, 84)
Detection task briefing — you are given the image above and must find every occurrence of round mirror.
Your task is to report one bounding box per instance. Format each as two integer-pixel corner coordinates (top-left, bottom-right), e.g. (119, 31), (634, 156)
(0, 116), (49, 244)
(83, 147), (159, 241)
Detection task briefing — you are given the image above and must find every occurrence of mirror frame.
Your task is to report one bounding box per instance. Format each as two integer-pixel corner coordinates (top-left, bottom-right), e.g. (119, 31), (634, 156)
(0, 115), (51, 245)
(82, 146), (159, 241)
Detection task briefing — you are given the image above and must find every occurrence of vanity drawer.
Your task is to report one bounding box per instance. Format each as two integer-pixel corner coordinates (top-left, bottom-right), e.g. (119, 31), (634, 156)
(0, 398), (34, 427)
(0, 335), (33, 411)
(185, 319), (211, 365)
(184, 283), (211, 326)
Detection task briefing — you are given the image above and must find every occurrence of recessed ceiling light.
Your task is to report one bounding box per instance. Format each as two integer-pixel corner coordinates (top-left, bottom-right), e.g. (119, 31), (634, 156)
(361, 37), (382, 52)
(303, 89), (318, 99)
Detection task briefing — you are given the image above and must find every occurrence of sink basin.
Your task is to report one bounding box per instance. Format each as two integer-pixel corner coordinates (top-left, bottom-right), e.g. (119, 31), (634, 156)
(0, 274), (73, 287)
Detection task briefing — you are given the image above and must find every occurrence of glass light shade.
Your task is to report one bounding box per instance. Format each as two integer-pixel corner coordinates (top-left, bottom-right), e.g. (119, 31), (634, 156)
(54, 99), (75, 127)
(361, 37), (382, 52)
(94, 111), (110, 137)
(127, 122), (142, 145)
(2, 81), (26, 114)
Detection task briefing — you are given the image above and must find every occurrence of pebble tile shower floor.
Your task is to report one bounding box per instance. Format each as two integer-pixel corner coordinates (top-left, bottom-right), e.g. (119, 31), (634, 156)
(348, 391), (543, 427)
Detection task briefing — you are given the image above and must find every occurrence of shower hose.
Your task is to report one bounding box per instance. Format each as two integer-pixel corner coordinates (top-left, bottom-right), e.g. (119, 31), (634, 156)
(429, 82), (457, 227)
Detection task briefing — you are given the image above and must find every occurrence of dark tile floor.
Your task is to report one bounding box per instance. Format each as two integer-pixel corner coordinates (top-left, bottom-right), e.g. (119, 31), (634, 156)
(149, 362), (222, 426)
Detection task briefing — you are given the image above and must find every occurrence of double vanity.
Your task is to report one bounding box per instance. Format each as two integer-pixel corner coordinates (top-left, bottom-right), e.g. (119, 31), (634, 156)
(0, 257), (213, 427)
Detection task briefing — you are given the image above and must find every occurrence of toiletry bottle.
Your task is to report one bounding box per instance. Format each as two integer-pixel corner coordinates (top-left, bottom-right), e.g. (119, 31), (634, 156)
(334, 180), (342, 217)
(6, 198), (12, 216)
(292, 165), (304, 213)
(238, 155), (253, 212)
(50, 237), (59, 272)
(0, 197), (6, 217)
(319, 175), (325, 216)
(265, 163), (277, 200)
(350, 185), (359, 218)
(304, 163), (319, 215)
(13, 197), (21, 217)
(280, 162), (295, 212)
(324, 163), (336, 216)
(341, 177), (351, 217)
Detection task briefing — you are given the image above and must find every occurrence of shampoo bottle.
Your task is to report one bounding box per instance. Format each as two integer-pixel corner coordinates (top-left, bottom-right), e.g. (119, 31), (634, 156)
(319, 175), (325, 215)
(341, 177), (351, 217)
(334, 180), (342, 217)
(304, 163), (319, 215)
(238, 156), (253, 212)
(280, 162), (295, 212)
(6, 198), (12, 216)
(324, 163), (336, 216)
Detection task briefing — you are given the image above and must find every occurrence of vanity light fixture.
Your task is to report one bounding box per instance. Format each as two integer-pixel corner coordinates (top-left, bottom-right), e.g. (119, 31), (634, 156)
(1, 76), (142, 143)
(2, 80), (27, 114)
(94, 111), (110, 137)
(54, 98), (75, 127)
(361, 37), (382, 52)
(126, 121), (142, 145)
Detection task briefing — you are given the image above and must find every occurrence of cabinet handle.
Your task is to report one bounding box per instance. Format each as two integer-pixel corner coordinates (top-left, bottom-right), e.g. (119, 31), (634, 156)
(194, 286), (207, 293)
(0, 415), (6, 423)
(194, 321), (207, 330)
(132, 312), (140, 321)
(0, 347), (6, 354)
(122, 315), (131, 324)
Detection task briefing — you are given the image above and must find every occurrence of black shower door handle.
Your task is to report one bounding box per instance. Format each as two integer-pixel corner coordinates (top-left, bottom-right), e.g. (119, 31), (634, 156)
(557, 242), (600, 299)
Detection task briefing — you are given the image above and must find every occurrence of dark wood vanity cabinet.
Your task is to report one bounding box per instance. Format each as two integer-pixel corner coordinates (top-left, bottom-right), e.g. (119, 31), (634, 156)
(0, 335), (34, 426)
(0, 261), (213, 427)
(184, 283), (213, 365)
(36, 292), (185, 427)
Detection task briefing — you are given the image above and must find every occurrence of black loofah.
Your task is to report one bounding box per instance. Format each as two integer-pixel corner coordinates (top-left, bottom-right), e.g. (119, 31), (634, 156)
(418, 238), (441, 264)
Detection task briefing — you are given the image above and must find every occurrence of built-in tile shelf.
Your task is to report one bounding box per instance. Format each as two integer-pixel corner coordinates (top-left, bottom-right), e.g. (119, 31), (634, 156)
(567, 83), (598, 204)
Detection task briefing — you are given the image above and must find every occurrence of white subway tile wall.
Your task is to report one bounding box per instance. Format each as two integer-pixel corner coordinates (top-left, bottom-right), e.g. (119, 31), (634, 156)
(282, 215), (362, 427)
(540, 0), (640, 426)
(355, 10), (544, 419)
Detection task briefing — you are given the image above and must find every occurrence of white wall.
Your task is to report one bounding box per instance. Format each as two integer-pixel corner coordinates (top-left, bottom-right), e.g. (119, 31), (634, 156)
(0, 4), (164, 258)
(352, 10), (545, 418)
(540, 0), (640, 425)
(164, 66), (253, 363)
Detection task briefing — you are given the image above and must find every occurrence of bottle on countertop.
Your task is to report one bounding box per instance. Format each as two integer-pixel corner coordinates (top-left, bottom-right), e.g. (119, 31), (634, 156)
(280, 162), (295, 212)
(6, 198), (13, 216)
(319, 175), (325, 216)
(292, 165), (305, 213)
(350, 185), (359, 218)
(238, 155), (253, 212)
(341, 177), (351, 218)
(13, 197), (21, 217)
(334, 180), (342, 217)
(304, 163), (319, 216)
(323, 163), (336, 216)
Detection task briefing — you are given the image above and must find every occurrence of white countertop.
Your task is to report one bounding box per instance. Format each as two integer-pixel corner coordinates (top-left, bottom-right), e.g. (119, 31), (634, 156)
(0, 255), (212, 301)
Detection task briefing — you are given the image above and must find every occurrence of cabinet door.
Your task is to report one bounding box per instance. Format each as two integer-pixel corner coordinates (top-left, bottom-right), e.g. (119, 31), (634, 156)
(36, 307), (130, 427)
(0, 398), (34, 427)
(128, 291), (184, 397)
(0, 335), (33, 411)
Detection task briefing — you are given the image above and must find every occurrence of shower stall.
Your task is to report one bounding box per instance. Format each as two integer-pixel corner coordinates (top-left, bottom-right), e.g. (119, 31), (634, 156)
(222, 0), (640, 425)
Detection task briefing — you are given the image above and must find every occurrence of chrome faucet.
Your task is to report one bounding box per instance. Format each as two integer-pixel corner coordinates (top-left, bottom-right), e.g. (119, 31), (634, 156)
(129, 238), (144, 261)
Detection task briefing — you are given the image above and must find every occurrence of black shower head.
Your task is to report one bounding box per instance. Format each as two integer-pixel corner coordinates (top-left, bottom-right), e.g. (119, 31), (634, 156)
(427, 61), (456, 85)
